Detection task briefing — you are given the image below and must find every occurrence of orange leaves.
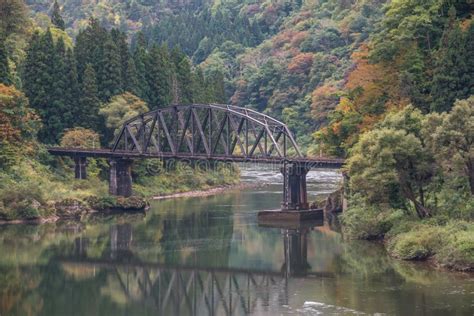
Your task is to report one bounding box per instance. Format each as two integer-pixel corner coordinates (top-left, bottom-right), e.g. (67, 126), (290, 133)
(346, 47), (386, 92)
(0, 84), (38, 143)
(290, 31), (308, 48)
(273, 30), (299, 49)
(311, 83), (341, 121)
(287, 52), (313, 74)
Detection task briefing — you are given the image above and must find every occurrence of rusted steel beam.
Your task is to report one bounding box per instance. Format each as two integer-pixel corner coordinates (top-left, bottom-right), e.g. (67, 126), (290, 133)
(212, 111), (229, 155)
(158, 111), (176, 155)
(192, 108), (210, 156)
(176, 108), (193, 153)
(228, 115), (245, 156)
(144, 112), (159, 154)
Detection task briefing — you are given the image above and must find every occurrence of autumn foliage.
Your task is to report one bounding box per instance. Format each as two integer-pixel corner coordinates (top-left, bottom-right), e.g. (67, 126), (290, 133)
(0, 84), (39, 144)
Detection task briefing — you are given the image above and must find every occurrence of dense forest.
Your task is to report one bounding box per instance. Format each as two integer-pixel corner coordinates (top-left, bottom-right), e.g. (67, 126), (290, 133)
(0, 0), (473, 270)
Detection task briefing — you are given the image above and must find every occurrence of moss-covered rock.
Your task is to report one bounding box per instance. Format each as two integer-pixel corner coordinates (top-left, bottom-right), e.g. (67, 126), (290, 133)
(85, 195), (149, 212)
(54, 198), (91, 218)
(310, 187), (343, 213)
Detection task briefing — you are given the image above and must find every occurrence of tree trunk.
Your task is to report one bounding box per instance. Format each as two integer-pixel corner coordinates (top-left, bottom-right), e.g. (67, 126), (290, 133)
(467, 158), (474, 195)
(401, 183), (432, 219)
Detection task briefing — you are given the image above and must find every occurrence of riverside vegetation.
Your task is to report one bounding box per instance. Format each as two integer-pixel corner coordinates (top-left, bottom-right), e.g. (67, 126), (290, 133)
(0, 0), (473, 269)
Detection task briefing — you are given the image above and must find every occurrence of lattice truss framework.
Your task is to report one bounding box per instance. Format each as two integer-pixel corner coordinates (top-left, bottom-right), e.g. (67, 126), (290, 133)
(112, 104), (303, 159)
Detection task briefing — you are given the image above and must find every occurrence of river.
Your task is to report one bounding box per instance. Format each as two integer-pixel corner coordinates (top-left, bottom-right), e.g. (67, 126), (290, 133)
(0, 168), (472, 315)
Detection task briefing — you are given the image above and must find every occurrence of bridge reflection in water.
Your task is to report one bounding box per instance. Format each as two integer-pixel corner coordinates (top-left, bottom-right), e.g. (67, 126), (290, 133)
(63, 223), (323, 316)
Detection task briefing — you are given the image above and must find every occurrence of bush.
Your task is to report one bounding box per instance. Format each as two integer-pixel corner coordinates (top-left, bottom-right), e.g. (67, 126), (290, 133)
(0, 182), (45, 220)
(340, 195), (404, 240)
(387, 225), (445, 260)
(436, 222), (474, 271)
(85, 195), (149, 211)
(387, 221), (474, 270)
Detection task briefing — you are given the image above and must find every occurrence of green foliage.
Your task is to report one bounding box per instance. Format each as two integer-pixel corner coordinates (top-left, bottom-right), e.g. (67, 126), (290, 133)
(22, 29), (76, 143)
(387, 221), (474, 270)
(145, 45), (172, 107)
(423, 96), (474, 194)
(79, 63), (101, 131)
(50, 0), (65, 31)
(347, 106), (434, 217)
(0, 183), (44, 220)
(0, 37), (11, 85)
(133, 162), (240, 197)
(431, 14), (473, 112)
(99, 92), (149, 139)
(341, 194), (404, 240)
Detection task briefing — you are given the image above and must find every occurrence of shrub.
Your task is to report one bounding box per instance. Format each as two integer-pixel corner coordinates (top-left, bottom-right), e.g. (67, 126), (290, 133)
(340, 195), (403, 240)
(0, 182), (45, 220)
(387, 226), (444, 260)
(387, 221), (474, 270)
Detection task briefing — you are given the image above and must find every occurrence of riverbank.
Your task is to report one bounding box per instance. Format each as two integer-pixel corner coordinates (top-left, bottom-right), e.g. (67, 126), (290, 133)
(0, 156), (241, 224)
(340, 203), (474, 272)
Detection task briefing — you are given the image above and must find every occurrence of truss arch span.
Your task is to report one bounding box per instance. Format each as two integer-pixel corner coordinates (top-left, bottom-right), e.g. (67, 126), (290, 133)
(112, 104), (303, 160)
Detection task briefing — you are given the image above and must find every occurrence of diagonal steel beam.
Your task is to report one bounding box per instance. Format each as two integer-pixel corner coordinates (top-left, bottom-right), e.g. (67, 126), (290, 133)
(177, 109), (193, 153)
(126, 125), (142, 153)
(229, 116), (246, 156)
(212, 111), (229, 155)
(158, 111), (176, 155)
(192, 108), (210, 156)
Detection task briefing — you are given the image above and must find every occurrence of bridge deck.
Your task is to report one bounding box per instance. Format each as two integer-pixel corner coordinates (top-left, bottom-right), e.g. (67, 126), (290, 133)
(47, 147), (344, 168)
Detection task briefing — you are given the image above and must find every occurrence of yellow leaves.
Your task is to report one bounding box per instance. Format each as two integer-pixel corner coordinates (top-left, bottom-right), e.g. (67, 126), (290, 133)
(60, 127), (100, 149)
(336, 96), (354, 113)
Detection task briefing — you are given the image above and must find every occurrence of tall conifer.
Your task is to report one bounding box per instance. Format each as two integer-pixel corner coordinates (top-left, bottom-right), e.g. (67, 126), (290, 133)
(99, 38), (122, 101)
(431, 10), (468, 112)
(0, 36), (11, 85)
(51, 0), (65, 30)
(79, 63), (101, 130)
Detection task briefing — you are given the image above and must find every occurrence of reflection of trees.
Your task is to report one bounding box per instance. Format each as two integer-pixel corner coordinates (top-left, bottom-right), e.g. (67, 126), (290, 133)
(0, 192), (473, 316)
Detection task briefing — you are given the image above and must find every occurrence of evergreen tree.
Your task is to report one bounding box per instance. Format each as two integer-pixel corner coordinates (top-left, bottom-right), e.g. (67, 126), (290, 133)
(462, 22), (474, 100)
(64, 48), (80, 124)
(132, 34), (148, 99)
(0, 36), (11, 85)
(22, 29), (58, 142)
(111, 28), (131, 90)
(79, 63), (101, 131)
(208, 71), (226, 103)
(145, 45), (172, 107)
(192, 67), (207, 103)
(175, 55), (194, 104)
(51, 0), (65, 30)
(75, 17), (108, 82)
(430, 10), (468, 112)
(124, 57), (139, 95)
(98, 37), (122, 101)
(46, 36), (72, 141)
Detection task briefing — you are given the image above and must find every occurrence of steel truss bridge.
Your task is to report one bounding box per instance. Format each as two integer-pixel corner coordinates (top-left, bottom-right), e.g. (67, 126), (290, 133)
(48, 104), (344, 209)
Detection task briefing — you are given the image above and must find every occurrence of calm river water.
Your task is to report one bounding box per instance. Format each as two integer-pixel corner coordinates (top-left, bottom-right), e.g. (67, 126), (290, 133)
(0, 168), (473, 315)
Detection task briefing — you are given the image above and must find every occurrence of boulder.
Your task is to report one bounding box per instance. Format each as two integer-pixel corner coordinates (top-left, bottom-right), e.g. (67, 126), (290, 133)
(55, 198), (91, 218)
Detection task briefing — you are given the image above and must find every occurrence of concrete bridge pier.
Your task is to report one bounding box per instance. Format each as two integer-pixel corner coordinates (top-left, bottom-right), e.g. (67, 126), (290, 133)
(109, 158), (133, 197)
(74, 157), (87, 179)
(281, 164), (309, 211)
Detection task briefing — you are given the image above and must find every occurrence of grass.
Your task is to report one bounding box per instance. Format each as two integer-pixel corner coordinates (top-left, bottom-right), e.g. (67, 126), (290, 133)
(0, 157), (240, 221)
(340, 195), (474, 271)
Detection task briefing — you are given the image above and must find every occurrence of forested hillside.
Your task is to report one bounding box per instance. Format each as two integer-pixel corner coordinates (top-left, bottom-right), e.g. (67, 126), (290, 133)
(1, 0), (473, 269)
(0, 0), (237, 222)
